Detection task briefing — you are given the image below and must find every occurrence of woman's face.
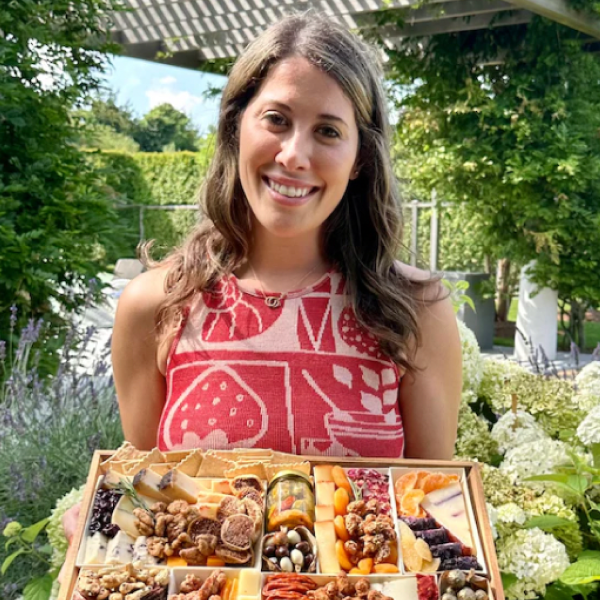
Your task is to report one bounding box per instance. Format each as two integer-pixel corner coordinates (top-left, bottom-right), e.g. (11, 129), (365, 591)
(238, 56), (360, 243)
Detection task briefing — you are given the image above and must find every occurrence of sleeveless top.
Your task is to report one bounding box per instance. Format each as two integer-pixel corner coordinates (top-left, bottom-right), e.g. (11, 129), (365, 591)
(157, 270), (405, 457)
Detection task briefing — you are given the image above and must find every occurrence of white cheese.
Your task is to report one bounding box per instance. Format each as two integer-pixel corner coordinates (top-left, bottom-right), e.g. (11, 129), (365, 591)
(105, 531), (135, 564)
(83, 532), (108, 565)
(132, 536), (158, 564)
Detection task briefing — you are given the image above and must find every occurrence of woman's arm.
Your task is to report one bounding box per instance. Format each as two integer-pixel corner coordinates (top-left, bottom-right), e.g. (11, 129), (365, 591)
(111, 268), (169, 450)
(398, 290), (462, 460)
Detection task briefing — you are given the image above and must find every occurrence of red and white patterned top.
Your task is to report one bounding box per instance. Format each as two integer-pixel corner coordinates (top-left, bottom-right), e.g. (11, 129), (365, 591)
(157, 271), (404, 457)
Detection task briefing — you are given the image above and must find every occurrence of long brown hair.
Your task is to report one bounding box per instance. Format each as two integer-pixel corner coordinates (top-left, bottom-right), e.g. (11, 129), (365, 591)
(144, 12), (440, 373)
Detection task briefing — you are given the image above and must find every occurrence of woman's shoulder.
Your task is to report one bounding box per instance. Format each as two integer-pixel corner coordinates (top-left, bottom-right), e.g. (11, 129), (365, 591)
(393, 261), (445, 303)
(116, 266), (170, 325)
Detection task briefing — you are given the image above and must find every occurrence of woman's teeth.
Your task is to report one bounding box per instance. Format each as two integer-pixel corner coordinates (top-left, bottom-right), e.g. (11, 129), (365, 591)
(268, 178), (312, 198)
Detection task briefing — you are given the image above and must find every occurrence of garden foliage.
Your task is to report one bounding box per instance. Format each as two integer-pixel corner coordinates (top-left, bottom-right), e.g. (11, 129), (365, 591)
(0, 0), (127, 341)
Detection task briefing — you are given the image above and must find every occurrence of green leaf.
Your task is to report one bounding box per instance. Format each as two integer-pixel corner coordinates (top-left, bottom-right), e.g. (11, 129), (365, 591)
(560, 559), (600, 586)
(1, 548), (27, 575)
(526, 474), (570, 484)
(23, 574), (53, 600)
(501, 572), (518, 589)
(21, 518), (50, 543)
(544, 581), (579, 600)
(4, 536), (21, 551)
(523, 515), (575, 531)
(567, 474), (590, 494)
(579, 551), (600, 561)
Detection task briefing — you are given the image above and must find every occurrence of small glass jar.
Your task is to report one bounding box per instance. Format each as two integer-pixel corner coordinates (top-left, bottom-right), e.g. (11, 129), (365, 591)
(266, 470), (316, 532)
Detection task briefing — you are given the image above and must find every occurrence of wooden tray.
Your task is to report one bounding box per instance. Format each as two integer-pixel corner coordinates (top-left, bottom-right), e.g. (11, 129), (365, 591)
(59, 451), (503, 600)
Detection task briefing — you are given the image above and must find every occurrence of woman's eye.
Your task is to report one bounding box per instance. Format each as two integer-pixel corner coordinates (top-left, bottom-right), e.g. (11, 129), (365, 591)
(318, 126), (340, 139)
(264, 112), (286, 126)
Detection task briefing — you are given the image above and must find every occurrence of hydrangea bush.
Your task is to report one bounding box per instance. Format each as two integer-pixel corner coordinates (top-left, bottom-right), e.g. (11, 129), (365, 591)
(455, 322), (600, 600)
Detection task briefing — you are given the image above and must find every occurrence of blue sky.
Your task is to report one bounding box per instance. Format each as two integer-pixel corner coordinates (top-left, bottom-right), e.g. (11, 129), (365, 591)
(101, 55), (227, 134)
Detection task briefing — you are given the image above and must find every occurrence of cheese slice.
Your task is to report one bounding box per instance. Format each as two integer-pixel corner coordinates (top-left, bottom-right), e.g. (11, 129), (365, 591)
(420, 482), (474, 551)
(313, 465), (334, 483)
(111, 494), (155, 537)
(159, 469), (201, 503)
(83, 532), (108, 564)
(314, 520), (341, 574)
(238, 569), (261, 596)
(316, 482), (335, 506)
(315, 504), (335, 522)
(133, 468), (171, 502)
(105, 531), (135, 564)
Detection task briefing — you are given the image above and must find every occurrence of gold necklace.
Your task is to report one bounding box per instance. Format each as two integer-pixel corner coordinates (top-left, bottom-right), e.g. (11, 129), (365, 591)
(248, 262), (319, 308)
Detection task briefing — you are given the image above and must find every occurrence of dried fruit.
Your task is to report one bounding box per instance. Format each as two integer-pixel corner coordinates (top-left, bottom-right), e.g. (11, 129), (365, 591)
(334, 515), (350, 541)
(402, 541), (423, 572)
(420, 557), (441, 572)
(421, 473), (452, 494)
(401, 489), (425, 517)
(373, 563), (399, 573)
(334, 487), (350, 516)
(395, 472), (418, 496)
(331, 466), (353, 494)
(357, 557), (373, 574)
(414, 538), (433, 562)
(335, 539), (354, 571)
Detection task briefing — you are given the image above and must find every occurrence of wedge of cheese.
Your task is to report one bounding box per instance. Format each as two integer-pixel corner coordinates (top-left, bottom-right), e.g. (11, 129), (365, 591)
(105, 531), (135, 564)
(83, 532), (108, 564)
(111, 494), (155, 537)
(100, 470), (133, 490)
(420, 482), (474, 551)
(314, 520), (341, 574)
(159, 469), (201, 503)
(132, 536), (158, 564)
(133, 469), (171, 502)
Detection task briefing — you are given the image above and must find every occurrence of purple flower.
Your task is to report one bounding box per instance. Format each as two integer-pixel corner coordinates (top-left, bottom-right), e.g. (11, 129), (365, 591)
(9, 305), (17, 329)
(0, 340), (6, 363)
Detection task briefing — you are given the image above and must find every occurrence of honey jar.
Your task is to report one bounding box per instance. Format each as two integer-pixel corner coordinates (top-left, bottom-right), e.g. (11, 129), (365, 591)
(266, 470), (316, 532)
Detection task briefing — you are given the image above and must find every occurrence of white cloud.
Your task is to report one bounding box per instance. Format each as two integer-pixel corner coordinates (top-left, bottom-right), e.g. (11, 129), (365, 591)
(145, 88), (204, 114)
(159, 75), (177, 85)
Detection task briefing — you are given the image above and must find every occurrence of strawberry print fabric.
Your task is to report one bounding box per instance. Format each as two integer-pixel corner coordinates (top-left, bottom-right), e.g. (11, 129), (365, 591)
(157, 271), (404, 457)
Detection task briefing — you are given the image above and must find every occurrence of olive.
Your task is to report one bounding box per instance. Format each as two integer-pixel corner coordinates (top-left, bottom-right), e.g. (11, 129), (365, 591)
(303, 553), (314, 569)
(264, 544), (276, 557)
(276, 545), (290, 558)
(475, 591), (488, 600)
(295, 541), (310, 554)
(447, 570), (467, 590)
(280, 557), (294, 572)
(287, 530), (302, 545)
(457, 589), (476, 600)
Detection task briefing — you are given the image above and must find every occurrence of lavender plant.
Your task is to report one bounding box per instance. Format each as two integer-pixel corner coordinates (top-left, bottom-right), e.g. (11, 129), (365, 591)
(0, 309), (123, 599)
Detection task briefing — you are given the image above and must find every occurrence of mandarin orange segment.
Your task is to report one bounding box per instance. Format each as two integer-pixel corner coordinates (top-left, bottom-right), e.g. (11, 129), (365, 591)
(400, 489), (425, 517)
(373, 564), (400, 574)
(335, 539), (354, 571)
(334, 487), (350, 516)
(414, 471), (430, 490)
(421, 473), (452, 494)
(395, 472), (418, 496)
(334, 515), (350, 541)
(448, 474), (460, 483)
(331, 466), (353, 494)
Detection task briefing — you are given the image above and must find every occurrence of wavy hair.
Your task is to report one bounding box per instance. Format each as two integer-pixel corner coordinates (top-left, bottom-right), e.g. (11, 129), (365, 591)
(144, 11), (440, 373)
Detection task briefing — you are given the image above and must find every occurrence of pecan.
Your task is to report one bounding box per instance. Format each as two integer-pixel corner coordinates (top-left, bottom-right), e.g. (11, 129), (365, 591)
(146, 536), (168, 558)
(133, 508), (155, 536)
(167, 500), (190, 515)
(180, 574), (203, 594)
(155, 513), (174, 538)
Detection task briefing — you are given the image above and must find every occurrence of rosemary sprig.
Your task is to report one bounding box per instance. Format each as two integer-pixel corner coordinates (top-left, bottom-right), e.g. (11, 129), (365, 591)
(349, 477), (364, 502)
(115, 478), (152, 513)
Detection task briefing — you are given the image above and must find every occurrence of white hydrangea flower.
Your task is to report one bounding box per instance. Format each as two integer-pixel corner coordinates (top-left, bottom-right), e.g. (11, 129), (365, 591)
(457, 319), (484, 394)
(479, 358), (529, 413)
(498, 528), (570, 599)
(486, 503), (498, 540)
(496, 502), (527, 525)
(576, 404), (600, 446)
(491, 410), (549, 454)
(500, 438), (569, 483)
(572, 390), (600, 413)
(576, 361), (600, 394)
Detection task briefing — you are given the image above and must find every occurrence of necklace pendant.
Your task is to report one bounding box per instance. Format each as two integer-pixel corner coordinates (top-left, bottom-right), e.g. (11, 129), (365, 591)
(265, 296), (282, 308)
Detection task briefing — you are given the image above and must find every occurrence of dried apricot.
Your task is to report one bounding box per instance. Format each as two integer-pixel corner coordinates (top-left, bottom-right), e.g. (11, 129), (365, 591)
(335, 539), (354, 571)
(222, 580), (233, 600)
(333, 487), (350, 516)
(400, 489), (425, 517)
(357, 558), (373, 574)
(421, 473), (452, 494)
(395, 472), (418, 496)
(331, 466), (352, 494)
(334, 515), (350, 541)
(349, 568), (363, 575)
(383, 542), (398, 565)
(373, 564), (400, 574)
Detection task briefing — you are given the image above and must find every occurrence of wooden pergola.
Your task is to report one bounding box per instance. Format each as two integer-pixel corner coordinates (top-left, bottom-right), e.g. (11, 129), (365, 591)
(110, 0), (600, 68)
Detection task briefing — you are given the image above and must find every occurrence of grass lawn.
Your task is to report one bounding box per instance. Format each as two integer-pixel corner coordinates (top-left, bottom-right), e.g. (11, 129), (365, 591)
(493, 299), (600, 352)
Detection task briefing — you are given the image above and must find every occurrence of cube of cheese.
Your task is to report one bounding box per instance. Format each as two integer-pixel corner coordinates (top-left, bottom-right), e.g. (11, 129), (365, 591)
(238, 570), (261, 596)
(314, 465), (334, 483)
(315, 505), (335, 522)
(316, 482), (335, 506)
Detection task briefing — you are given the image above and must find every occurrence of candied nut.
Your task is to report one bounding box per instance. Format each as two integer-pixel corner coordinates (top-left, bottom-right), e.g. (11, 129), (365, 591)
(335, 574), (354, 597)
(181, 574), (203, 594)
(168, 500), (190, 515)
(347, 500), (366, 516)
(344, 513), (363, 538)
(150, 502), (167, 513)
(325, 581), (338, 599)
(155, 513), (174, 537)
(153, 570), (169, 587)
(171, 531), (193, 552)
(180, 546), (208, 565)
(97, 588), (111, 600)
(108, 594), (123, 600)
(146, 536), (168, 558)
(355, 579), (370, 598)
(196, 534), (218, 556)
(119, 582), (145, 595)
(344, 540), (362, 563)
(133, 508), (155, 536)
(126, 587), (152, 600)
(78, 575), (102, 598)
(367, 591), (391, 600)
(198, 569), (227, 600)
(167, 514), (188, 540)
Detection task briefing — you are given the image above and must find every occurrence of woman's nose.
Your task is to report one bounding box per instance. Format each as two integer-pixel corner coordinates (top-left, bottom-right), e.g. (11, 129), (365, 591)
(275, 130), (311, 171)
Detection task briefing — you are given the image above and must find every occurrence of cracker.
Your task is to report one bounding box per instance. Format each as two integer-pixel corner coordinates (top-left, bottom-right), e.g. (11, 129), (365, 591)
(148, 462), (178, 476)
(100, 441), (144, 472)
(197, 451), (236, 477)
(176, 449), (203, 476)
(122, 448), (167, 475)
(105, 460), (129, 475)
(224, 462), (267, 480)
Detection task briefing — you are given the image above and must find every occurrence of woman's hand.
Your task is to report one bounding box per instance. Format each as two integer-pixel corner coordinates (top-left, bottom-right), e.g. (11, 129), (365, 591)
(57, 502), (81, 584)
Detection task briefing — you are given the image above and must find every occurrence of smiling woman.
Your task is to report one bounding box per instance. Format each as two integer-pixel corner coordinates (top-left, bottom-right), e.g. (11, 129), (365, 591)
(111, 11), (462, 460)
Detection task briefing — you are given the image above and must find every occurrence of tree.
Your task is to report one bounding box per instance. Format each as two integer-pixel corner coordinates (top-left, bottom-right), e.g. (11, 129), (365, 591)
(380, 14), (600, 347)
(0, 0), (126, 342)
(134, 103), (199, 152)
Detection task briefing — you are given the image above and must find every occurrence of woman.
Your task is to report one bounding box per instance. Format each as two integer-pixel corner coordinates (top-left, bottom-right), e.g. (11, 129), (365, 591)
(111, 12), (462, 460)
